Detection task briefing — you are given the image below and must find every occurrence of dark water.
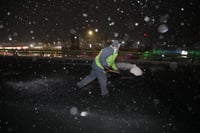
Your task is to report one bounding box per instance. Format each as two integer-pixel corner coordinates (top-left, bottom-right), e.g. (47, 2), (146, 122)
(0, 56), (200, 133)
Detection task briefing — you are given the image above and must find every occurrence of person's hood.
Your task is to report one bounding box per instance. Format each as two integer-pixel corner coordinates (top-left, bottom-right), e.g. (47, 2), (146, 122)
(111, 40), (120, 48)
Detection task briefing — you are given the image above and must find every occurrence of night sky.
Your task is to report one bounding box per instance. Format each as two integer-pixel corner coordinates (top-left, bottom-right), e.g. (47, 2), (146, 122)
(0, 0), (199, 48)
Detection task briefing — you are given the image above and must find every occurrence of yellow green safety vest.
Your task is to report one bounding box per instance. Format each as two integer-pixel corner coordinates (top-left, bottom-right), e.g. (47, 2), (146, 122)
(95, 47), (118, 71)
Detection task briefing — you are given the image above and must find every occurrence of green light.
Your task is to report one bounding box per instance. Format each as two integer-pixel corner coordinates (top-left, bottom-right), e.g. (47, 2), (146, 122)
(188, 50), (194, 55)
(152, 49), (162, 55)
(194, 50), (200, 56)
(143, 51), (150, 57)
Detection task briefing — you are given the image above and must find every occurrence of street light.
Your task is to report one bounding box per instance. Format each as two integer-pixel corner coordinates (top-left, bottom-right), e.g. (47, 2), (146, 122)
(87, 30), (95, 49)
(88, 30), (93, 36)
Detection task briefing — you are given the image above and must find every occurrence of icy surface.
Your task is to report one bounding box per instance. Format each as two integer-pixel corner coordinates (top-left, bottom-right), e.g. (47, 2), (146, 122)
(0, 56), (200, 133)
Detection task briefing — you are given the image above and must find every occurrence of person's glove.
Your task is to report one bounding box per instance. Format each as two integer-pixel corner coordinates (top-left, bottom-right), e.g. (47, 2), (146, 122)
(104, 66), (112, 73)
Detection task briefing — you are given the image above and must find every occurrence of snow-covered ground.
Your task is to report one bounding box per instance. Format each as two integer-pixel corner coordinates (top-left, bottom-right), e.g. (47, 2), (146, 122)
(0, 56), (200, 133)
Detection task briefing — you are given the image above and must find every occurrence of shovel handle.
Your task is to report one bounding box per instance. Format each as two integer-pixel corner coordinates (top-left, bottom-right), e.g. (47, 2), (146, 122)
(108, 69), (120, 74)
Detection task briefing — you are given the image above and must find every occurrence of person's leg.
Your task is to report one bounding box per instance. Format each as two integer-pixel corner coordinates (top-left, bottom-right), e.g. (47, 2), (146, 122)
(96, 71), (108, 96)
(77, 69), (97, 89)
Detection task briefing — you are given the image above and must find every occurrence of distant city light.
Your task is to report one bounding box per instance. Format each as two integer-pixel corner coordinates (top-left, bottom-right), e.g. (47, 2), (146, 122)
(181, 50), (188, 55)
(8, 37), (12, 41)
(30, 44), (34, 47)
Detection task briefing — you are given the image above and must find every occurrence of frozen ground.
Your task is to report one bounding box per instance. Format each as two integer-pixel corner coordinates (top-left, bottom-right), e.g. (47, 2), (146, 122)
(0, 56), (200, 133)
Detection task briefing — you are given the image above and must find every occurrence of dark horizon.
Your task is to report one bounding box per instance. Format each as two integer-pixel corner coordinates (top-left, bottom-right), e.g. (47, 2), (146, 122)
(0, 0), (199, 47)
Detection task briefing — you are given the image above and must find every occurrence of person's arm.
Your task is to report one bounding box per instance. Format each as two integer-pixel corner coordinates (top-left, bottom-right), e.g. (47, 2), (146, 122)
(111, 54), (119, 71)
(111, 63), (118, 71)
(99, 47), (113, 68)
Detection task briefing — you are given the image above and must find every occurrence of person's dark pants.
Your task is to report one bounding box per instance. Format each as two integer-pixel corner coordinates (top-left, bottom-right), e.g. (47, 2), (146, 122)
(77, 69), (108, 96)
